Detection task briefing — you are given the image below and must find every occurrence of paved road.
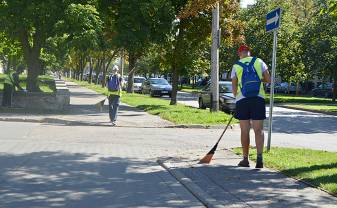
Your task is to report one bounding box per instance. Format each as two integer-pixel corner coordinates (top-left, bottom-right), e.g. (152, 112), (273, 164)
(172, 91), (337, 152)
(0, 84), (336, 207)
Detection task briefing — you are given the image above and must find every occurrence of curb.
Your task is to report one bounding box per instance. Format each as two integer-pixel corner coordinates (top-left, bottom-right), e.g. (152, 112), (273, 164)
(157, 160), (226, 208)
(0, 116), (240, 129)
(170, 124), (239, 129)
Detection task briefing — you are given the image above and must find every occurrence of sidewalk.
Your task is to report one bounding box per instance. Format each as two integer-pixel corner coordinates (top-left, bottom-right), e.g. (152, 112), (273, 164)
(160, 149), (337, 208)
(0, 81), (174, 128)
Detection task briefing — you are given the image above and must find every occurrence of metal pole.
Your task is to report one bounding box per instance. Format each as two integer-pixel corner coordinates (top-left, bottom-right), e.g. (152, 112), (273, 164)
(267, 30), (278, 151)
(211, 2), (220, 112)
(120, 49), (124, 78)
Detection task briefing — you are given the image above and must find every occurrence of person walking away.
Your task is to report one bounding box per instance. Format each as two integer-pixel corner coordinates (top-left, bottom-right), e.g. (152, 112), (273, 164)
(2, 66), (24, 107)
(231, 45), (271, 168)
(107, 65), (122, 126)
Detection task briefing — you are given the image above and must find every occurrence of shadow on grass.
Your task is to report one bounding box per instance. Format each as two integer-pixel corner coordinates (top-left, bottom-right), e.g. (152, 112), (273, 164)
(136, 104), (171, 114)
(281, 163), (337, 195)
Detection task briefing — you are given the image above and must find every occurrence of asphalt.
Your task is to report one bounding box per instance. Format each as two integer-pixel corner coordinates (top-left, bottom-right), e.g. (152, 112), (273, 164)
(0, 81), (336, 207)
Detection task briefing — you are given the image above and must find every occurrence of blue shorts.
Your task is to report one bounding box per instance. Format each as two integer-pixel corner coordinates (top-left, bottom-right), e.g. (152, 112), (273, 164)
(235, 97), (266, 120)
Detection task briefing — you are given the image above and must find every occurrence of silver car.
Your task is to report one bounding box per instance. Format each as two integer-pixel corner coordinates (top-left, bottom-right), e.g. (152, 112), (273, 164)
(141, 78), (172, 97)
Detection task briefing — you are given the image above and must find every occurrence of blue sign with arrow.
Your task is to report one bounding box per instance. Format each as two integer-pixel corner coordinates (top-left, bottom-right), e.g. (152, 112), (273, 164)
(266, 8), (281, 32)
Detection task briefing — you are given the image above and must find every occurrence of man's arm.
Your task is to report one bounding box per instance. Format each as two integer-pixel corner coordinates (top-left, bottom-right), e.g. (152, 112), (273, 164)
(262, 70), (271, 83)
(232, 76), (238, 97)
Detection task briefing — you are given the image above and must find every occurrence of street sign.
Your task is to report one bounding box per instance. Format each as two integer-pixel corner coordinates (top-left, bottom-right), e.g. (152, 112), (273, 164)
(266, 8), (281, 32)
(266, 8), (281, 151)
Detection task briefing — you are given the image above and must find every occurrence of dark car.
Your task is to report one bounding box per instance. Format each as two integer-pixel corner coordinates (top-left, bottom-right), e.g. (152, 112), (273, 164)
(141, 78), (172, 97)
(198, 81), (235, 113)
(312, 83), (333, 98)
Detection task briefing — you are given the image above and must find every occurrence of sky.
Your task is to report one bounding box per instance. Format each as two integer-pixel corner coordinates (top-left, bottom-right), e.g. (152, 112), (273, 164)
(241, 0), (256, 8)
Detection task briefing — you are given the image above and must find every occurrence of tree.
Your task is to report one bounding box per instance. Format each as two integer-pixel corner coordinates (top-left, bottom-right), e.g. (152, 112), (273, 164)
(0, 0), (102, 91)
(0, 32), (23, 73)
(302, 9), (337, 101)
(107, 0), (175, 93)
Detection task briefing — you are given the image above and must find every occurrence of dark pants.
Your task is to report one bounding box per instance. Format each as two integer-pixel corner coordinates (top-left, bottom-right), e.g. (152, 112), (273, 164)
(2, 83), (13, 107)
(108, 94), (120, 122)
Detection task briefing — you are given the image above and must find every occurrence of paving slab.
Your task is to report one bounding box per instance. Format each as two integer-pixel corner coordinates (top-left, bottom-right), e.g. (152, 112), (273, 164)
(161, 150), (337, 208)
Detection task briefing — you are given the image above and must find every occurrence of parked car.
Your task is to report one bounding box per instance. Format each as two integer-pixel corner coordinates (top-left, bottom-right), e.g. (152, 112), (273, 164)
(133, 77), (146, 93)
(141, 78), (172, 97)
(270, 82), (302, 94)
(198, 81), (235, 113)
(312, 83), (333, 98)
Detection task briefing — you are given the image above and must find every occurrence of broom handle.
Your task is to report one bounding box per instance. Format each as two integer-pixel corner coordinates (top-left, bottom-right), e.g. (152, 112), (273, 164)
(216, 114), (234, 144)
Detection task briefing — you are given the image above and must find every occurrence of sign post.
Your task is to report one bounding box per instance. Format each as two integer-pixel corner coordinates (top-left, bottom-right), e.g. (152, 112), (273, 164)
(266, 8), (281, 151)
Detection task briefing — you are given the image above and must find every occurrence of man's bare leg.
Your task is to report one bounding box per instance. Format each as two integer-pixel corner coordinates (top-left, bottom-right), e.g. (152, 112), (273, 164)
(238, 120), (251, 167)
(252, 120), (264, 168)
(252, 120), (264, 154)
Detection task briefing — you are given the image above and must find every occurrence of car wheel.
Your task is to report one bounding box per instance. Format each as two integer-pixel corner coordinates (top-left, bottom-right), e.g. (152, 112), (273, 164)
(150, 90), (155, 97)
(325, 92), (329, 98)
(199, 98), (206, 109)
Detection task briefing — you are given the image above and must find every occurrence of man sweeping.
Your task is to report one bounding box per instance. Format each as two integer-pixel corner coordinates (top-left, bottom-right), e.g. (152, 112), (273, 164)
(231, 45), (271, 168)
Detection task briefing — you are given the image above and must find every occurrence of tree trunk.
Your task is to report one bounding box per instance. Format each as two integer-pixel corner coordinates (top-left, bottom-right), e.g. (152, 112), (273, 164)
(127, 52), (137, 93)
(20, 30), (42, 92)
(88, 57), (93, 84)
(80, 55), (85, 81)
(102, 55), (114, 88)
(333, 67), (336, 102)
(170, 65), (179, 105)
(296, 81), (300, 96)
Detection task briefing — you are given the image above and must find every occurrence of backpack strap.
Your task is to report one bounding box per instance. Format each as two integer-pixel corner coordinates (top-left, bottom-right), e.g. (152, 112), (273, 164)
(249, 57), (257, 67)
(235, 61), (248, 69)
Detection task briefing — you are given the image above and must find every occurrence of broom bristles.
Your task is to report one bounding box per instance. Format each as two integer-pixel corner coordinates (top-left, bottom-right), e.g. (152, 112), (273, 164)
(199, 143), (219, 164)
(199, 153), (214, 164)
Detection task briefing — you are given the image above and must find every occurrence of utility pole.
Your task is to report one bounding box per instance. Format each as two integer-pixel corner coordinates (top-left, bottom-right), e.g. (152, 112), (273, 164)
(120, 49), (124, 78)
(211, 2), (220, 112)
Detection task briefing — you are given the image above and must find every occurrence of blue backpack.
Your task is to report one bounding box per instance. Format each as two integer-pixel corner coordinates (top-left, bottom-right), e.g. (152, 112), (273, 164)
(108, 75), (120, 91)
(235, 57), (261, 97)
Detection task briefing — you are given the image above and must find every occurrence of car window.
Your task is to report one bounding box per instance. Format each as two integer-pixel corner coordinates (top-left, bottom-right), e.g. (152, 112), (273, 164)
(219, 83), (232, 93)
(149, 79), (169, 85)
(134, 78), (146, 83)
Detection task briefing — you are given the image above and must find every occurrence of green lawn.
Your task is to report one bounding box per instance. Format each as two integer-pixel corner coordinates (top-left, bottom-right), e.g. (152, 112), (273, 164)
(267, 94), (334, 104)
(233, 147), (337, 195)
(282, 103), (337, 113)
(0, 74), (55, 93)
(69, 79), (235, 125)
(180, 85), (202, 93)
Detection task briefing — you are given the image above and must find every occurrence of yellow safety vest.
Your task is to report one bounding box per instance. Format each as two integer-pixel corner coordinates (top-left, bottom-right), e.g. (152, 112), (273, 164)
(233, 57), (265, 98)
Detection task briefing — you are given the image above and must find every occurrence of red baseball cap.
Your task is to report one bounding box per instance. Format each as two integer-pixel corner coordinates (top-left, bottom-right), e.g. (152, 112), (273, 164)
(238, 44), (251, 53)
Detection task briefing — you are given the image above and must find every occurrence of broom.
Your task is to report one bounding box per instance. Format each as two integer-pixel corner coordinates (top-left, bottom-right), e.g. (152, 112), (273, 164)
(95, 97), (107, 112)
(199, 114), (234, 164)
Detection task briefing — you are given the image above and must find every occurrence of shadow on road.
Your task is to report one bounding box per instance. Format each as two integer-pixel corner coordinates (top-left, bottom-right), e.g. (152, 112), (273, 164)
(267, 110), (337, 134)
(0, 152), (198, 208)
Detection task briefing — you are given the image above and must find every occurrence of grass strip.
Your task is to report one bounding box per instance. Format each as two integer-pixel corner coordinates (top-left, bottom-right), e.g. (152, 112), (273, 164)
(267, 94), (335, 104)
(233, 147), (337, 196)
(68, 79), (235, 125)
(283, 103), (337, 113)
(0, 74), (55, 93)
